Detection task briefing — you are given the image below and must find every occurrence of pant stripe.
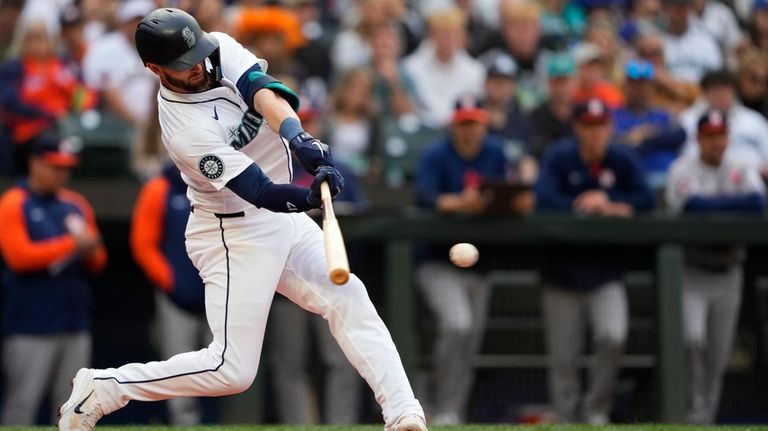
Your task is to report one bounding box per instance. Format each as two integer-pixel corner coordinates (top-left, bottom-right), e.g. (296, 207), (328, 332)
(94, 218), (231, 384)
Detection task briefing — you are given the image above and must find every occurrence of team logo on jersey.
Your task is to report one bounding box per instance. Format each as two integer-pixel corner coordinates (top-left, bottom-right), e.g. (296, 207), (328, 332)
(182, 26), (196, 48)
(229, 111), (264, 150)
(199, 154), (224, 179)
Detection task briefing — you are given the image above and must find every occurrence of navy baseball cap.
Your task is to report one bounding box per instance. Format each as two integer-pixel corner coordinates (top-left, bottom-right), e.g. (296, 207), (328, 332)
(572, 98), (612, 124)
(697, 110), (728, 135)
(452, 94), (489, 124)
(755, 0), (768, 11)
(29, 134), (81, 168)
(625, 59), (655, 80)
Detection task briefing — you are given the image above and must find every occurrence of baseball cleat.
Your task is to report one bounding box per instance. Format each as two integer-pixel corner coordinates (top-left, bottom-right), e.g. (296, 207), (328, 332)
(388, 413), (428, 431)
(58, 368), (104, 430)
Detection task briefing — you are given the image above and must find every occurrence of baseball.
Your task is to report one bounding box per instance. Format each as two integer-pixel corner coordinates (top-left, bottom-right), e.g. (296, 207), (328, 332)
(449, 243), (479, 268)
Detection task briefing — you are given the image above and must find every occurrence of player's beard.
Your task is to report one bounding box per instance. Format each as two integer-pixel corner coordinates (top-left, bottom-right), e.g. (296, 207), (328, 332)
(165, 71), (214, 93)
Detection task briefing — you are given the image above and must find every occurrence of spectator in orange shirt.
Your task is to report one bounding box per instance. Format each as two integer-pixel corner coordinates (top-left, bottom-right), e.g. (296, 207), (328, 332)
(0, 134), (106, 425)
(0, 19), (96, 175)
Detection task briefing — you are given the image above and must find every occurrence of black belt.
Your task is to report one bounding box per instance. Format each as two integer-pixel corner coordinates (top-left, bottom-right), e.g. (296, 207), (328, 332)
(190, 206), (245, 218)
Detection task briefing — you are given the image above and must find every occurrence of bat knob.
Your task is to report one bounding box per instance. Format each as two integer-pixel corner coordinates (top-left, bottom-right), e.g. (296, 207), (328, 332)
(330, 269), (349, 285)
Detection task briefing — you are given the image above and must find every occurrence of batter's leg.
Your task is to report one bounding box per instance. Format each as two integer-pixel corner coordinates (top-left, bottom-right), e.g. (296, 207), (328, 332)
(85, 213), (293, 416)
(584, 281), (628, 423)
(277, 213), (424, 428)
(2, 335), (58, 425)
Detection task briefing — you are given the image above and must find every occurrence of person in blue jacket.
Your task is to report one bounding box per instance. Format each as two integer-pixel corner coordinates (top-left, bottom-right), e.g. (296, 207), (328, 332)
(613, 60), (687, 189)
(535, 98), (654, 424)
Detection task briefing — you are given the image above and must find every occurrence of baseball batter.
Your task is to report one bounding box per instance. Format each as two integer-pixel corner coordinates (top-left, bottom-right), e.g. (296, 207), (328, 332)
(58, 8), (426, 431)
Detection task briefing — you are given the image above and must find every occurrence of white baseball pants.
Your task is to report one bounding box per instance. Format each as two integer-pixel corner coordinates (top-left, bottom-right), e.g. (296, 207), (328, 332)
(92, 208), (423, 426)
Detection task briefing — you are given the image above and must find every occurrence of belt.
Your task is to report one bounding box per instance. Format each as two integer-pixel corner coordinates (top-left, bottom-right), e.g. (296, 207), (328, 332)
(190, 206), (245, 218)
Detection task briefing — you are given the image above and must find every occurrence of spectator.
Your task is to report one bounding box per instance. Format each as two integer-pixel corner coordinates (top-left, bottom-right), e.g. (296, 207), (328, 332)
(583, 18), (627, 86)
(267, 107), (365, 424)
(634, 30), (699, 115)
(660, 0), (722, 84)
(289, 0), (335, 82)
(415, 95), (534, 425)
(571, 42), (625, 108)
(690, 0), (744, 63)
(130, 163), (207, 425)
(403, 7), (485, 129)
(369, 21), (417, 118)
(82, 0), (156, 125)
(613, 60), (686, 189)
(326, 67), (380, 178)
(482, 52), (537, 182)
(330, 0), (390, 72)
(0, 135), (107, 425)
(680, 70), (768, 180)
(59, 4), (88, 78)
(736, 48), (768, 120)
(530, 52), (577, 159)
(539, 0), (588, 49)
(483, 0), (547, 112)
(619, 0), (663, 43)
(0, 18), (97, 175)
(748, 0), (768, 52)
(666, 110), (766, 424)
(0, 0), (23, 59)
(233, 5), (307, 78)
(535, 98), (654, 424)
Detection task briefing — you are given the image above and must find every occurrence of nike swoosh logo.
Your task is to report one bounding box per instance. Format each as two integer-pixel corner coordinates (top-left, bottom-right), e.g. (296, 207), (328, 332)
(74, 390), (94, 414)
(311, 141), (325, 157)
(213, 106), (219, 121)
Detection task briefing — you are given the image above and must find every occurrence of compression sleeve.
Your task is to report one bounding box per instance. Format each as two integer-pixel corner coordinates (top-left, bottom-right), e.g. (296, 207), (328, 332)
(226, 163), (314, 213)
(235, 64), (300, 112)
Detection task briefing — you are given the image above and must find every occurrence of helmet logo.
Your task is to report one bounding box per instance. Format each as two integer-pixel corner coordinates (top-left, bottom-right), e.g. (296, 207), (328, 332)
(182, 26), (196, 48)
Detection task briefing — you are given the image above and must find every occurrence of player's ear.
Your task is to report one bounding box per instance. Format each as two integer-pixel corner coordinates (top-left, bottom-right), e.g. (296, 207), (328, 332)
(146, 63), (163, 77)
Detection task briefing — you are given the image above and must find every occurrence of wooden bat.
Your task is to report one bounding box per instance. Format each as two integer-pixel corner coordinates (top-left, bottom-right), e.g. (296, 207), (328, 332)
(320, 181), (350, 285)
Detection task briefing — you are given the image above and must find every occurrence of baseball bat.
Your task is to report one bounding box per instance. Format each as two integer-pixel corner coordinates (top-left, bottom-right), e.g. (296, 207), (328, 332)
(320, 181), (350, 285)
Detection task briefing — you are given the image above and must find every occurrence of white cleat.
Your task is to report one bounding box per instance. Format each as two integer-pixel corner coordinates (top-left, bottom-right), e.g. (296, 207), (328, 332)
(58, 368), (104, 430)
(388, 413), (428, 431)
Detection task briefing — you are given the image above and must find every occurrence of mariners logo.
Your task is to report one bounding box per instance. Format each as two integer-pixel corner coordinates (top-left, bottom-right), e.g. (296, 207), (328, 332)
(182, 26), (196, 48)
(199, 155), (224, 179)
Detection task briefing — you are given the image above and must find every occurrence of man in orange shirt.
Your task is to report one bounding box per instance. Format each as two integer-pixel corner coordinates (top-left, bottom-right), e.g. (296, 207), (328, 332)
(0, 134), (106, 425)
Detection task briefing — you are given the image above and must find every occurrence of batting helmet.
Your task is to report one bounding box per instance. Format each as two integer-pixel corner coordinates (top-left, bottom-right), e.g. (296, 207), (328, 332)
(135, 8), (221, 78)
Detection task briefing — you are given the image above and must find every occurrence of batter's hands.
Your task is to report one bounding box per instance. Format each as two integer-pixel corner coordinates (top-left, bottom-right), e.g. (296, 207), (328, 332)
(307, 166), (345, 207)
(289, 132), (334, 174)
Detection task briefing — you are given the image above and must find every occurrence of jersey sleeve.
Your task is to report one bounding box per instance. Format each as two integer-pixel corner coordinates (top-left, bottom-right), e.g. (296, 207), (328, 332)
(130, 178), (173, 291)
(59, 189), (108, 274)
(211, 32), (268, 87)
(665, 159), (695, 214)
(166, 126), (254, 191)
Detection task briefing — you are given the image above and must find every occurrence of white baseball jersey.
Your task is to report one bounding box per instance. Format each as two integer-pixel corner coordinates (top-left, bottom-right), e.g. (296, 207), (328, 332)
(86, 28), (424, 429)
(666, 153), (765, 213)
(159, 32), (292, 214)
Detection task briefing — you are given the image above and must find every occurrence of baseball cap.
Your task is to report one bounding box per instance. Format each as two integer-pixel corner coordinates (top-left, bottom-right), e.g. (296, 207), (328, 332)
(452, 94), (489, 124)
(572, 98), (612, 124)
(485, 53), (518, 79)
(572, 42), (602, 66)
(754, 0), (768, 11)
(547, 53), (576, 78)
(29, 135), (82, 168)
(116, 0), (155, 24)
(697, 110), (728, 135)
(625, 59), (655, 80)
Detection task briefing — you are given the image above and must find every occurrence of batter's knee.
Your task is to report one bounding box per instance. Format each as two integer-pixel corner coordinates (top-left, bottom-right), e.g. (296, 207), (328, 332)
(215, 367), (258, 395)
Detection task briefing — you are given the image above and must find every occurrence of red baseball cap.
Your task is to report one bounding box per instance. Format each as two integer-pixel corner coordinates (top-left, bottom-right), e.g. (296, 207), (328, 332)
(697, 110), (728, 135)
(572, 98), (612, 124)
(452, 94), (489, 124)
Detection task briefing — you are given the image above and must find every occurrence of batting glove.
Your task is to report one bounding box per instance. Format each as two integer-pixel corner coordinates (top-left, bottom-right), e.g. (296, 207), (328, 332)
(289, 132), (334, 174)
(307, 166), (345, 207)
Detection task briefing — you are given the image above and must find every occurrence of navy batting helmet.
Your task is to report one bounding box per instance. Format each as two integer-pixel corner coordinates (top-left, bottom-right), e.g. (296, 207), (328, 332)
(135, 8), (221, 78)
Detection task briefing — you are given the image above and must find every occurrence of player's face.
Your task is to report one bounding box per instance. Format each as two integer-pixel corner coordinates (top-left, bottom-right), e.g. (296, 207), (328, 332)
(156, 61), (214, 93)
(451, 120), (487, 159)
(575, 120), (613, 162)
(29, 158), (72, 193)
(698, 132), (728, 166)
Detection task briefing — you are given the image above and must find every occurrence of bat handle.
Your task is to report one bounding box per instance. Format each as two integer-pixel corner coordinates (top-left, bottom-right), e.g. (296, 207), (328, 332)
(320, 181), (333, 219)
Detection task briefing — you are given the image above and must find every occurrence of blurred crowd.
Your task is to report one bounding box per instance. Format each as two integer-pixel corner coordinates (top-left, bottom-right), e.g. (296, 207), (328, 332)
(2, 0), (768, 427)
